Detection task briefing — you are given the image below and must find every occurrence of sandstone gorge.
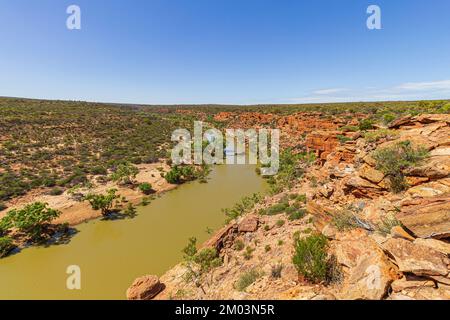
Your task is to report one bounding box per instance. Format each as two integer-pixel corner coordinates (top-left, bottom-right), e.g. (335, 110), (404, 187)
(128, 113), (450, 300)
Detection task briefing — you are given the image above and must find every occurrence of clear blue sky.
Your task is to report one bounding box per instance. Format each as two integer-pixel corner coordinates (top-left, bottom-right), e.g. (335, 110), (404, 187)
(1, 0), (450, 104)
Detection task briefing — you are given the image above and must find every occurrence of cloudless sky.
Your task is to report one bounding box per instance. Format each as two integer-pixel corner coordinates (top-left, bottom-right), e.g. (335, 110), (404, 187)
(0, 0), (450, 104)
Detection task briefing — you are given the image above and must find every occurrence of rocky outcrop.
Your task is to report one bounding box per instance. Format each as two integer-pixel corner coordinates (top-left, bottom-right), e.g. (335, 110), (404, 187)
(331, 230), (398, 300)
(238, 215), (259, 232)
(305, 131), (340, 160)
(131, 112), (450, 301)
(398, 196), (450, 239)
(382, 238), (450, 278)
(126, 275), (164, 300)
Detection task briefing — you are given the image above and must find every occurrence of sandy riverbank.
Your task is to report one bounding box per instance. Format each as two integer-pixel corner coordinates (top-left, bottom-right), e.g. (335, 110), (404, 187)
(0, 162), (177, 226)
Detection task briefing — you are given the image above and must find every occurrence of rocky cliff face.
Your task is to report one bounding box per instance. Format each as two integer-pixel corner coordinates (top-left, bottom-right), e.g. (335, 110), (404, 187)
(128, 113), (450, 300)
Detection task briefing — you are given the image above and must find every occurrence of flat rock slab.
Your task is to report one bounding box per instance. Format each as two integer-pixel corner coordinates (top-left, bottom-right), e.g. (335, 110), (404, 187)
(398, 196), (450, 239)
(382, 238), (450, 277)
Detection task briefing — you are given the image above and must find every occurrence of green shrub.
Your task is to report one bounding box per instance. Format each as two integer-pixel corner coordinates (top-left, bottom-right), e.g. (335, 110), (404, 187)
(2, 202), (61, 241)
(0, 236), (15, 258)
(276, 219), (285, 227)
(49, 187), (64, 196)
(138, 182), (153, 195)
(223, 193), (263, 222)
(373, 140), (429, 193)
(235, 269), (262, 291)
(0, 202), (7, 212)
(358, 119), (374, 131)
(292, 234), (328, 283)
(332, 211), (360, 231)
(123, 203), (137, 217)
(90, 166), (108, 175)
(337, 135), (352, 144)
(243, 246), (255, 260)
(193, 248), (222, 273)
(265, 245), (271, 252)
(288, 209), (307, 221)
(296, 194), (307, 203)
(264, 203), (288, 216)
(382, 113), (397, 125)
(182, 237), (222, 284)
(233, 239), (245, 251)
(376, 215), (402, 235)
(340, 125), (359, 132)
(363, 129), (399, 143)
(85, 189), (119, 216)
(164, 167), (183, 184)
(110, 162), (139, 185)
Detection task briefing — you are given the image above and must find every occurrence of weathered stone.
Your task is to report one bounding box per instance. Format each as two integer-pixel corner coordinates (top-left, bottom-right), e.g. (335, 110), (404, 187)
(406, 156), (450, 180)
(322, 223), (338, 240)
(363, 154), (377, 167)
(238, 215), (259, 233)
(406, 180), (450, 198)
(391, 225), (415, 241)
(358, 164), (385, 184)
(203, 224), (238, 252)
(388, 115), (414, 129)
(405, 176), (429, 187)
(336, 239), (397, 300)
(318, 184), (334, 198)
(310, 294), (336, 300)
(305, 131), (340, 160)
(430, 146), (450, 157)
(391, 277), (435, 292)
(416, 114), (450, 125)
(399, 287), (450, 300)
(306, 202), (333, 232)
(398, 196), (450, 239)
(429, 275), (450, 285)
(413, 238), (450, 256)
(382, 238), (450, 277)
(126, 275), (164, 300)
(388, 293), (416, 300)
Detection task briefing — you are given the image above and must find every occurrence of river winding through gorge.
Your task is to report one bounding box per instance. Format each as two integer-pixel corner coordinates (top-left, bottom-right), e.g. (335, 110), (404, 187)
(0, 164), (267, 299)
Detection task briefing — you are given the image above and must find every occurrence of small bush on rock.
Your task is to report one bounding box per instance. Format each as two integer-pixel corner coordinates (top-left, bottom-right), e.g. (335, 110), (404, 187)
(373, 140), (429, 193)
(292, 234), (329, 283)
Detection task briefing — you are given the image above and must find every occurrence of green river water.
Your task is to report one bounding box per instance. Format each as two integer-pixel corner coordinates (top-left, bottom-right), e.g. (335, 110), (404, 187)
(0, 164), (266, 300)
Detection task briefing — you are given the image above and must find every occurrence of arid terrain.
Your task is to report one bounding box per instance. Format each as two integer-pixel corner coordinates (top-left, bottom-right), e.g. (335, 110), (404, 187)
(1, 97), (449, 300)
(126, 104), (450, 301)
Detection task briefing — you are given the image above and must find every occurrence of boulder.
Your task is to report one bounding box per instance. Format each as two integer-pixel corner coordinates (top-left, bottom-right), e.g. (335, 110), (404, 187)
(397, 196), (450, 239)
(306, 202), (333, 232)
(203, 224), (238, 252)
(382, 238), (450, 277)
(238, 215), (259, 233)
(344, 176), (384, 198)
(416, 114), (450, 124)
(388, 116), (414, 129)
(430, 146), (450, 157)
(391, 277), (435, 292)
(406, 179), (450, 198)
(126, 275), (164, 300)
(405, 156), (450, 180)
(390, 225), (415, 241)
(358, 164), (385, 184)
(334, 234), (397, 300)
(305, 131), (340, 160)
(413, 238), (450, 256)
